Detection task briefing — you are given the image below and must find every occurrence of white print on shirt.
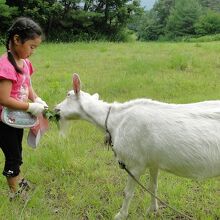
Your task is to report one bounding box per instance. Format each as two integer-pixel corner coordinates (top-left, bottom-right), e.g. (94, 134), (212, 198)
(17, 60), (30, 102)
(18, 77), (29, 102)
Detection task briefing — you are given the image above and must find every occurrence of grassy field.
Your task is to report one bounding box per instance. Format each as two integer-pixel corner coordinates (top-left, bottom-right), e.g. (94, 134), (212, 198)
(0, 42), (220, 220)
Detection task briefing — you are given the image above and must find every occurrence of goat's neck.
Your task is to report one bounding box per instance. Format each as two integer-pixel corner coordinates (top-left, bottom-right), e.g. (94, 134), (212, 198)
(79, 99), (111, 130)
(79, 98), (140, 132)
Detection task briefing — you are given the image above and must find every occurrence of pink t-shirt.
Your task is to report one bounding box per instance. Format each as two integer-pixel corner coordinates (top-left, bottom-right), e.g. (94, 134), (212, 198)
(0, 54), (34, 115)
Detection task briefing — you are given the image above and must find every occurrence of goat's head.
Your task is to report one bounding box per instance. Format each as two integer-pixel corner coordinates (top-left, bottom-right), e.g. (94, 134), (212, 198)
(55, 73), (99, 122)
(55, 73), (81, 121)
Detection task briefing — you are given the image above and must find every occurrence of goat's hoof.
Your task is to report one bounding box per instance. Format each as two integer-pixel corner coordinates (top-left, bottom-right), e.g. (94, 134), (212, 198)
(114, 212), (127, 220)
(146, 206), (159, 214)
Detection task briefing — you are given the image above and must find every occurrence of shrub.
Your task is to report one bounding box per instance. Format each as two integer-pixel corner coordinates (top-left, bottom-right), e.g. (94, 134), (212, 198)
(195, 10), (220, 36)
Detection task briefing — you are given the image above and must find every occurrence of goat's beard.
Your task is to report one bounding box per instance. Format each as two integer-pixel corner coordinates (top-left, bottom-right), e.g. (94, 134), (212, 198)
(58, 119), (70, 137)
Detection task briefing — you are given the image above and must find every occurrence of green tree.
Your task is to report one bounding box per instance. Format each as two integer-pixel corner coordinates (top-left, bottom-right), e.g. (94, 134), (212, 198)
(129, 0), (175, 41)
(166, 0), (202, 38)
(152, 0), (175, 34)
(195, 10), (220, 35)
(1, 0), (142, 41)
(6, 0), (63, 37)
(129, 0), (220, 41)
(135, 11), (163, 40)
(199, 0), (220, 12)
(0, 0), (18, 36)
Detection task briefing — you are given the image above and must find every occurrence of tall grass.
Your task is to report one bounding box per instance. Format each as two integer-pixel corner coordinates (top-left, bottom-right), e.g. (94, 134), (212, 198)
(0, 42), (219, 219)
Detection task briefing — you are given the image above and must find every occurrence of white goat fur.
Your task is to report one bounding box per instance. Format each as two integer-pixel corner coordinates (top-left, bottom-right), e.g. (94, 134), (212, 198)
(56, 75), (220, 220)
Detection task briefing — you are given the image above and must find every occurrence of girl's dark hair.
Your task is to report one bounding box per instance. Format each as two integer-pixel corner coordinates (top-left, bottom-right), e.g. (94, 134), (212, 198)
(6, 17), (43, 74)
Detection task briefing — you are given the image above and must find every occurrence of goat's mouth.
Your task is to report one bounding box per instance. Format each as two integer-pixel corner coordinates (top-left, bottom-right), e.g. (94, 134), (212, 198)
(53, 109), (61, 121)
(54, 112), (61, 121)
(44, 109), (61, 122)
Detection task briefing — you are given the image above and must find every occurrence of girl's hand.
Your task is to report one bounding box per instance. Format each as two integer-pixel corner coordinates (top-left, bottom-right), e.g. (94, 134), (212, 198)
(27, 103), (45, 116)
(35, 97), (48, 108)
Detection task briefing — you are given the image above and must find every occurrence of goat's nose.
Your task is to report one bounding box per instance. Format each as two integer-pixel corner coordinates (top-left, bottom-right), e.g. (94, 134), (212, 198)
(54, 105), (60, 113)
(54, 107), (61, 117)
(54, 108), (60, 113)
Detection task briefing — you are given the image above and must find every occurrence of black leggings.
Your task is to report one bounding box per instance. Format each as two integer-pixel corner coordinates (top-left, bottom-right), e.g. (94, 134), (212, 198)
(0, 121), (23, 177)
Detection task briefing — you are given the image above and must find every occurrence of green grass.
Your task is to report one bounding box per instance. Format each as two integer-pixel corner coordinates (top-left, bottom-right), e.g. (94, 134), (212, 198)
(0, 42), (220, 219)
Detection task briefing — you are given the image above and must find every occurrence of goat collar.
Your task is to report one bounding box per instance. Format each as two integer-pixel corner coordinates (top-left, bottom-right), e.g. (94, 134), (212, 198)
(104, 106), (113, 147)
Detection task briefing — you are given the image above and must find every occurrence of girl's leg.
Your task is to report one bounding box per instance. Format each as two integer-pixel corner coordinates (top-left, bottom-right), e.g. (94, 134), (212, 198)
(0, 122), (23, 192)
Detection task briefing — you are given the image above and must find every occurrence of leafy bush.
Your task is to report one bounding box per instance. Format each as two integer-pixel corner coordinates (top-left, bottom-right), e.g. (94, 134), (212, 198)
(46, 28), (134, 43)
(0, 36), (6, 48)
(186, 33), (220, 42)
(195, 10), (220, 36)
(0, 0), (18, 34)
(47, 31), (104, 42)
(109, 28), (136, 42)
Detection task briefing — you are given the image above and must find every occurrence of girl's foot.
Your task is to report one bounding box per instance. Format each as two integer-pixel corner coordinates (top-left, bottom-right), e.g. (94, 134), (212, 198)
(9, 178), (33, 201)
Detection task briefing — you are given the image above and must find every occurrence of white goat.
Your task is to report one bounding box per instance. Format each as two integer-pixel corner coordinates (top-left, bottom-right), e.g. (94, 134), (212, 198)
(55, 74), (220, 220)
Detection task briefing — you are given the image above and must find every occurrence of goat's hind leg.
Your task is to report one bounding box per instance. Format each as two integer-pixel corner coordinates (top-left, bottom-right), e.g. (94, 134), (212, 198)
(114, 167), (144, 220)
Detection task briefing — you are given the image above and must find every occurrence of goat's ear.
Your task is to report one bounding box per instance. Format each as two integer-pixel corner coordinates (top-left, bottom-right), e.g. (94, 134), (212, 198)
(72, 73), (81, 95)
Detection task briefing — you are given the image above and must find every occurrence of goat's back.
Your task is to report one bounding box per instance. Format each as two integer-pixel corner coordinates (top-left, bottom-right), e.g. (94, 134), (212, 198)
(113, 100), (220, 179)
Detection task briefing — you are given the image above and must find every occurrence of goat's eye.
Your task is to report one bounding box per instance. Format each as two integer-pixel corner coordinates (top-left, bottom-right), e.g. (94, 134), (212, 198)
(67, 92), (71, 97)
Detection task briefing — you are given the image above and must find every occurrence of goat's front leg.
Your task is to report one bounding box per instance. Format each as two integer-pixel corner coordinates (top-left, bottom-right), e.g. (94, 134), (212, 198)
(147, 167), (159, 214)
(114, 168), (142, 220)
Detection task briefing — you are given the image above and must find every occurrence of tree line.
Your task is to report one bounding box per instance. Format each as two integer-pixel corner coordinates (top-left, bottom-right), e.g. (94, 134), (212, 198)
(0, 0), (141, 42)
(0, 0), (220, 42)
(131, 0), (220, 41)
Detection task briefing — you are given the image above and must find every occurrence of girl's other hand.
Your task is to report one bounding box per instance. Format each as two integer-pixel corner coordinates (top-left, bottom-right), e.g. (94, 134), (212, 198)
(35, 97), (48, 109)
(27, 103), (45, 116)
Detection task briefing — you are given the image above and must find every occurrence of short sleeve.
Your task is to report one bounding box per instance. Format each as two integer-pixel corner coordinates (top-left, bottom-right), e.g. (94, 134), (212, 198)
(0, 56), (17, 82)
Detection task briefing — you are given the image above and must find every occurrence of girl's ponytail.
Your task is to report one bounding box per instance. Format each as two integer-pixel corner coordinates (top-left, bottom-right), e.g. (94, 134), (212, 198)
(6, 33), (22, 74)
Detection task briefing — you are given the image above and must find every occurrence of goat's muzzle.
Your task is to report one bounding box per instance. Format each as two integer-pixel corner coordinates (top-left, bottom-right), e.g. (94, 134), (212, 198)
(54, 108), (61, 121)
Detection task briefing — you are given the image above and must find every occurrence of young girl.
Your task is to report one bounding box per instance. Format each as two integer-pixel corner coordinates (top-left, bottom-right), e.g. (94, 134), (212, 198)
(0, 17), (48, 200)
